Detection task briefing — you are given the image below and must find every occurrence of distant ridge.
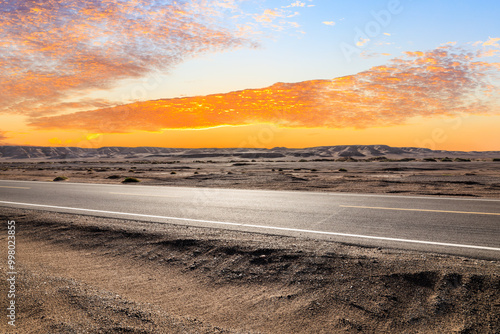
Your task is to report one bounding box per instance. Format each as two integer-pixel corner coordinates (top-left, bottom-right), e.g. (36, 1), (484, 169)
(0, 145), (498, 160)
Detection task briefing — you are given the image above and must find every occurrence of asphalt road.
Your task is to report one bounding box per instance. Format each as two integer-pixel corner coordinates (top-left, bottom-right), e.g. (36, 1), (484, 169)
(1, 180), (499, 259)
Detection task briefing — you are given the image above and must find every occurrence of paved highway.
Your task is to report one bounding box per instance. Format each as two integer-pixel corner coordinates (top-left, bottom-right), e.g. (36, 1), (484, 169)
(0, 180), (499, 259)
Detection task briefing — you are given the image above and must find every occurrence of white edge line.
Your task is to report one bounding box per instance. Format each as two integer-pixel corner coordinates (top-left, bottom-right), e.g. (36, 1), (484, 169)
(1, 200), (499, 252)
(1, 179), (500, 202)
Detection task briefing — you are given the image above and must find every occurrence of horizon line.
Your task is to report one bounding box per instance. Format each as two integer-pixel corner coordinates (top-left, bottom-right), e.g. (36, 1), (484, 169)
(1, 144), (499, 153)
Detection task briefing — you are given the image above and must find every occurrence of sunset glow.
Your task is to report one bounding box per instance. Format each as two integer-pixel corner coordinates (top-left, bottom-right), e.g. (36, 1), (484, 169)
(1, 0), (499, 150)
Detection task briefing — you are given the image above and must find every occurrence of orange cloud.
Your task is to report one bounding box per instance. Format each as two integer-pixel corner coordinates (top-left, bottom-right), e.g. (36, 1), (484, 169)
(31, 46), (500, 133)
(483, 37), (500, 47)
(248, 6), (304, 32)
(0, 0), (254, 117)
(255, 9), (281, 23)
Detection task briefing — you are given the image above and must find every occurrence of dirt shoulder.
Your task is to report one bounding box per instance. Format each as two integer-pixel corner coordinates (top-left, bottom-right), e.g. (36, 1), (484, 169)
(1, 207), (499, 333)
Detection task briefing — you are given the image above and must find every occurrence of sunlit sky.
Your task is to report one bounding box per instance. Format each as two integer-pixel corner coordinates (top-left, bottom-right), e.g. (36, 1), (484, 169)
(1, 0), (499, 150)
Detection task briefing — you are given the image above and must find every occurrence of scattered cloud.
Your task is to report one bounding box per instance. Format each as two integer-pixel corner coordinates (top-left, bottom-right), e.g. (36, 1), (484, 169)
(472, 37), (500, 48)
(360, 51), (392, 59)
(249, 6), (307, 33)
(322, 21), (336, 26)
(215, 0), (237, 10)
(470, 37), (500, 57)
(283, 1), (306, 8)
(483, 37), (500, 47)
(31, 45), (500, 133)
(374, 41), (394, 46)
(254, 9), (281, 23)
(356, 38), (370, 47)
(480, 49), (500, 57)
(0, 0), (257, 117)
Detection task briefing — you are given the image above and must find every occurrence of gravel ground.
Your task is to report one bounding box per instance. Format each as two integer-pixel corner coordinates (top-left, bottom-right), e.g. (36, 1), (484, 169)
(1, 160), (500, 198)
(1, 207), (499, 333)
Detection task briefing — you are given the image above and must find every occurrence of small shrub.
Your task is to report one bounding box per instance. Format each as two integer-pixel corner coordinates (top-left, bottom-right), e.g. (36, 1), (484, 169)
(53, 176), (68, 181)
(311, 169), (318, 172)
(424, 158), (437, 162)
(299, 159), (308, 162)
(122, 177), (140, 183)
(493, 158), (500, 162)
(369, 157), (390, 162)
(454, 158), (471, 162)
(194, 171), (199, 174)
(107, 175), (122, 179)
(339, 168), (348, 172)
(278, 168), (283, 171)
(170, 171), (176, 174)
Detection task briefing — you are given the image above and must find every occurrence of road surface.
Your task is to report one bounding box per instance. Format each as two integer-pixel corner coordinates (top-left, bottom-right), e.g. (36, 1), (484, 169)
(1, 180), (499, 259)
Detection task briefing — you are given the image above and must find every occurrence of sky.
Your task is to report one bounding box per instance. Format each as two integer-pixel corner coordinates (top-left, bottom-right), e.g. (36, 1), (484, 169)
(1, 0), (499, 150)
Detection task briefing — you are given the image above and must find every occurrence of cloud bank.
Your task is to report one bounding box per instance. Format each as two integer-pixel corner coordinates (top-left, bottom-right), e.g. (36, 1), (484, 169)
(0, 0), (255, 116)
(31, 45), (500, 133)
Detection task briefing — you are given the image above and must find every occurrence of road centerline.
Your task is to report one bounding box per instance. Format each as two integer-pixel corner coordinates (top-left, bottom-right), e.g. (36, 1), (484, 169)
(340, 205), (500, 216)
(0, 200), (499, 252)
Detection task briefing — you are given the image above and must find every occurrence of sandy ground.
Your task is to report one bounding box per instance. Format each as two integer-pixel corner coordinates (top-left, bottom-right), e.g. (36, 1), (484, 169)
(0, 207), (499, 333)
(1, 160), (500, 332)
(1, 160), (500, 197)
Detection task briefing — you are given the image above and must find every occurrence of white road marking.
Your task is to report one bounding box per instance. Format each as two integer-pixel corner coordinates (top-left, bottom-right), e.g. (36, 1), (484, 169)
(1, 200), (499, 252)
